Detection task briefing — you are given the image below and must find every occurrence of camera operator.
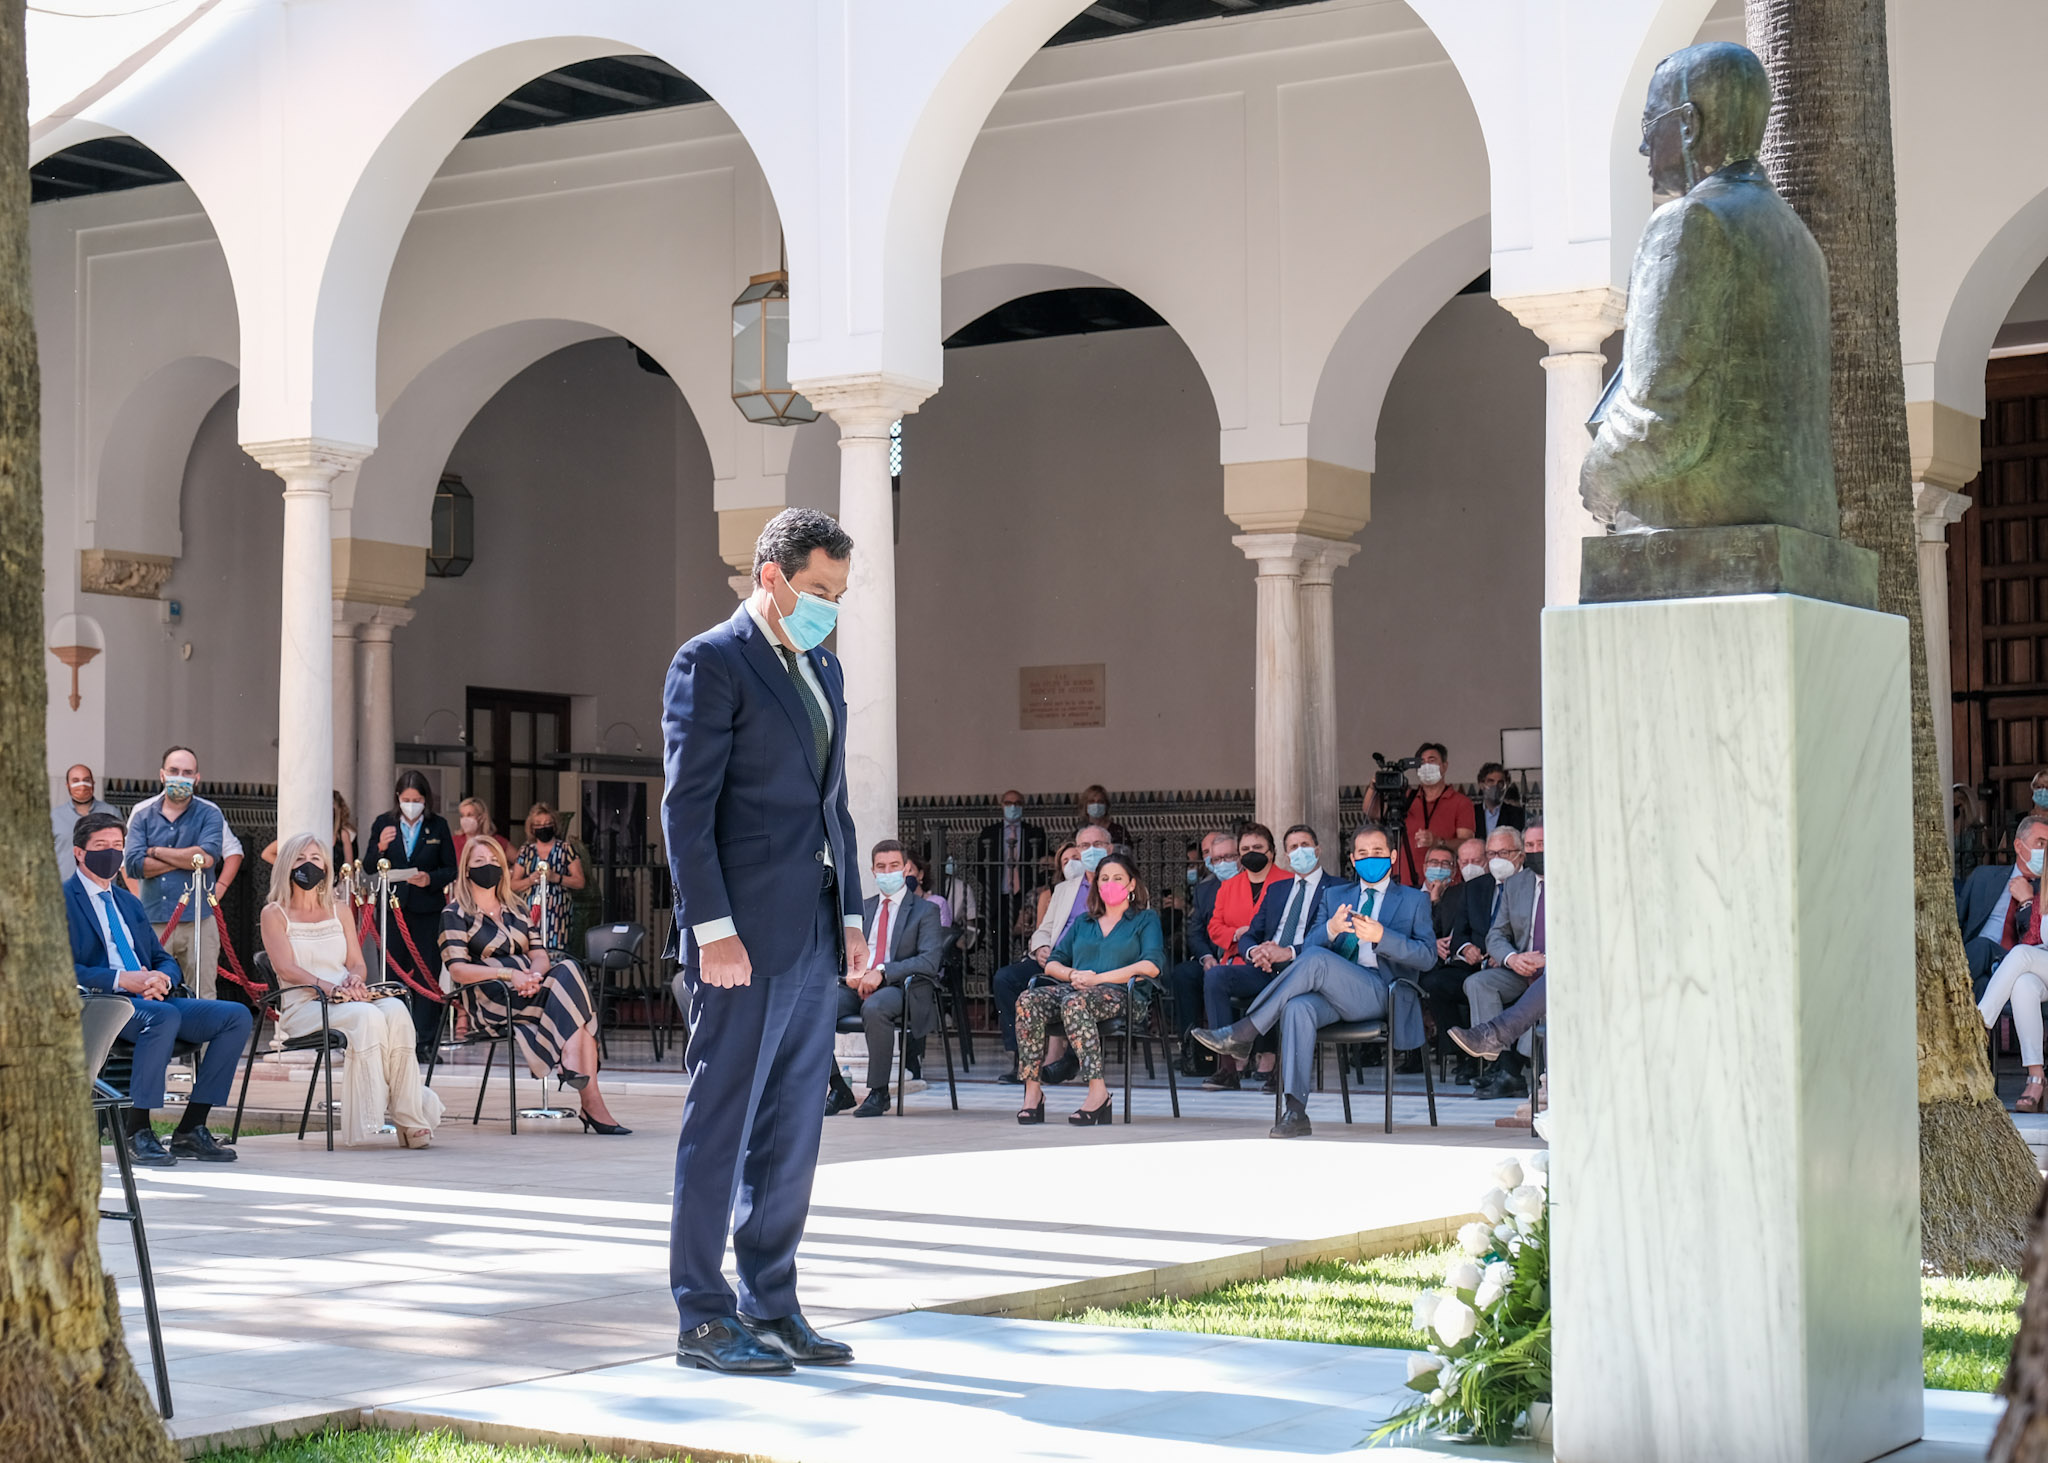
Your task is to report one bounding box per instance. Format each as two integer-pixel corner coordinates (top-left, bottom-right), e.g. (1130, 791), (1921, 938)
(1364, 743), (1475, 885)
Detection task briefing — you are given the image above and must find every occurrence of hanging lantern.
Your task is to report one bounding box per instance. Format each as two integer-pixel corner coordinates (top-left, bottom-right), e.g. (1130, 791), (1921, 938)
(731, 270), (819, 426)
(427, 473), (474, 578)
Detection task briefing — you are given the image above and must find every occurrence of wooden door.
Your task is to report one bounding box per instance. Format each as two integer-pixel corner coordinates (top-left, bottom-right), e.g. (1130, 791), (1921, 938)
(466, 687), (570, 836)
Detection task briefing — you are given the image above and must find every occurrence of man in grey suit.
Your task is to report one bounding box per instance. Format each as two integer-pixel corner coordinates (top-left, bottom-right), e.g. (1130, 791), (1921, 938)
(1459, 824), (1545, 1099)
(828, 840), (946, 1118)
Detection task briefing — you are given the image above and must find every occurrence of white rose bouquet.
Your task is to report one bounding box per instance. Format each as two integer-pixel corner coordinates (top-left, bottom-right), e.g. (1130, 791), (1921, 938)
(1370, 1146), (1551, 1447)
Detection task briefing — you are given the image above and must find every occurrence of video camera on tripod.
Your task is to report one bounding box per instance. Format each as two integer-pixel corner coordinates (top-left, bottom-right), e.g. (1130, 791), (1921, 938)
(1371, 751), (1422, 831)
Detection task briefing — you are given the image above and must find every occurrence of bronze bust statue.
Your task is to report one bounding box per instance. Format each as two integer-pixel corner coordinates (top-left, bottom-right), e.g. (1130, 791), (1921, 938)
(1578, 41), (1875, 607)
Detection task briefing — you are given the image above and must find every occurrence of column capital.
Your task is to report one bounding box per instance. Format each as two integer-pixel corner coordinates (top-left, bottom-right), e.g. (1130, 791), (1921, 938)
(1497, 286), (1627, 354)
(1232, 531), (1326, 574)
(243, 437), (373, 482)
(1914, 482), (1971, 543)
(1298, 538), (1362, 586)
(1907, 400), (1983, 492)
(791, 373), (936, 434)
(356, 605), (415, 641)
(1223, 459), (1370, 539)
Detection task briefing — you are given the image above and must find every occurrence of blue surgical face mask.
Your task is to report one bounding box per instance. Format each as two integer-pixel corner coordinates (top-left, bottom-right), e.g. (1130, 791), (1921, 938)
(1424, 866), (1453, 884)
(875, 870), (906, 896)
(1184, 866), (1199, 886)
(1003, 804), (1022, 822)
(1209, 859), (1239, 881)
(772, 576), (839, 653)
(1286, 846), (1320, 876)
(1354, 855), (1394, 884)
(2034, 789), (2048, 810)
(2031, 848), (2045, 877)
(1079, 846), (1109, 872)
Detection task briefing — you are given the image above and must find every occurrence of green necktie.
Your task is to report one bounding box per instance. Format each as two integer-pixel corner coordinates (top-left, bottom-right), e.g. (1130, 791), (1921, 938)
(777, 645), (830, 777)
(1362, 888), (1377, 918)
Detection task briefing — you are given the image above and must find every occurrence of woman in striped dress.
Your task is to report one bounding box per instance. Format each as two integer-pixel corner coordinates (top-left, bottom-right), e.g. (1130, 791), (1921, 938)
(438, 836), (629, 1134)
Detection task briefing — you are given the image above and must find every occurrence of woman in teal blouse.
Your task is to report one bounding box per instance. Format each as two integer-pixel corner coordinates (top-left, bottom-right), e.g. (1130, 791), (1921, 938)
(1014, 853), (1166, 1126)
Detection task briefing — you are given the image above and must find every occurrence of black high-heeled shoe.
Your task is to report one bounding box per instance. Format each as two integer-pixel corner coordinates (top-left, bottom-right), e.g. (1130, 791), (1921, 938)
(1016, 1100), (1045, 1126)
(578, 1112), (632, 1136)
(1068, 1098), (1113, 1127)
(558, 1069), (591, 1092)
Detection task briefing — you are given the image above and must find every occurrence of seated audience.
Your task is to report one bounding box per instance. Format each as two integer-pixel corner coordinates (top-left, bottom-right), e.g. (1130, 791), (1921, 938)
(1208, 822), (1291, 959)
(1421, 836), (1494, 1082)
(53, 762), (117, 880)
(1192, 823), (1431, 1138)
(1030, 841), (1077, 935)
(1165, 829), (1238, 1034)
(992, 824), (1113, 1082)
(1474, 763), (1525, 837)
(1077, 784), (1134, 851)
(1014, 853), (1166, 1126)
(511, 802), (585, 952)
(1957, 816), (2048, 995)
(828, 841), (945, 1117)
(66, 811), (251, 1167)
(260, 832), (443, 1148)
(1202, 824), (1328, 1092)
(1466, 824), (1545, 1099)
(1980, 814), (2048, 1112)
(439, 836), (628, 1134)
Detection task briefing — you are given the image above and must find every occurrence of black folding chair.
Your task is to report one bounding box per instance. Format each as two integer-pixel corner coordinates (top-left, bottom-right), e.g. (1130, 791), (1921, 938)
(232, 951), (352, 1150)
(1096, 978), (1180, 1123)
(425, 979), (525, 1133)
(94, 1078), (171, 1418)
(1273, 979), (1438, 1135)
(835, 970), (958, 1114)
(585, 922), (647, 1063)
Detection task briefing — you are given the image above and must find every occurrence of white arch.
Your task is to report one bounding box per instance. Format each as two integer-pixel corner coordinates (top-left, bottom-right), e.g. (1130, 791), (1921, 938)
(1308, 216), (1492, 475)
(1925, 185), (2048, 417)
(92, 354), (238, 556)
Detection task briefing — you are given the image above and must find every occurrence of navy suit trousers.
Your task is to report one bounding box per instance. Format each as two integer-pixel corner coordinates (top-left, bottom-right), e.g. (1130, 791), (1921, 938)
(121, 996), (252, 1110)
(670, 878), (840, 1330)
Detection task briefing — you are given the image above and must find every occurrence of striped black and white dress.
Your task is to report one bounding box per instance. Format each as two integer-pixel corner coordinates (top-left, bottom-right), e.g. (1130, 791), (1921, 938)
(437, 901), (595, 1076)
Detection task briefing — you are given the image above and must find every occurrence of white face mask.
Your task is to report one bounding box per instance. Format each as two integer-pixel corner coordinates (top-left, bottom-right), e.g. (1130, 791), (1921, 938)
(1460, 863), (1486, 883)
(1418, 763), (1443, 787)
(400, 800), (425, 823)
(1062, 858), (1084, 881)
(1488, 856), (1516, 882)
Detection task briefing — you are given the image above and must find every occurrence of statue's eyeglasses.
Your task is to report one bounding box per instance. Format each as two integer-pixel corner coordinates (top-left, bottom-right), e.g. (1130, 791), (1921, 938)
(1641, 101), (1694, 142)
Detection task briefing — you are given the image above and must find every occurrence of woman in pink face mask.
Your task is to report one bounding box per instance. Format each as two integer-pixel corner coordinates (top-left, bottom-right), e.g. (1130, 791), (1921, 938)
(1011, 853), (1167, 1128)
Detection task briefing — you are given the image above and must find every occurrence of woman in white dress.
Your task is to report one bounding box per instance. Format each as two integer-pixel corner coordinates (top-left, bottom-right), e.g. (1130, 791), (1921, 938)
(259, 832), (443, 1148)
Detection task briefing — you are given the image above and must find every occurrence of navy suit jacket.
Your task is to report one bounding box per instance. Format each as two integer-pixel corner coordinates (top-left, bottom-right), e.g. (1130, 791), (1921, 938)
(66, 874), (183, 994)
(662, 603), (862, 975)
(1302, 876), (1431, 1049)
(1959, 862), (2021, 943)
(1238, 868), (1328, 958)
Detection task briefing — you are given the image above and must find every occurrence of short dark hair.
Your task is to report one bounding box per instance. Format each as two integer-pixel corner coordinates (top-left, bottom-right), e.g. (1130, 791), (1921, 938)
(394, 769), (436, 813)
(1282, 823), (1318, 846)
(1239, 822), (1276, 849)
(1350, 821), (1391, 848)
(160, 744), (196, 768)
(870, 839), (905, 861)
(1477, 762), (1506, 781)
(753, 507), (853, 586)
(1415, 742), (1448, 763)
(74, 811), (125, 849)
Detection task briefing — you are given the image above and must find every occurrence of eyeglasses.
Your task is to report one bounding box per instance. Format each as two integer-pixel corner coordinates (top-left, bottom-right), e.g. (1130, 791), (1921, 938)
(1641, 101), (1693, 142)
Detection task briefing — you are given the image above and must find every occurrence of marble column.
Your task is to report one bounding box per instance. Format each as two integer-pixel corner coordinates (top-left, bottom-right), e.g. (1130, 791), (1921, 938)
(1915, 484), (1970, 806)
(1234, 534), (1316, 837)
(355, 607), (412, 826)
(1500, 288), (1627, 607)
(332, 604), (363, 815)
(1299, 539), (1359, 859)
(246, 440), (369, 843)
(796, 378), (933, 892)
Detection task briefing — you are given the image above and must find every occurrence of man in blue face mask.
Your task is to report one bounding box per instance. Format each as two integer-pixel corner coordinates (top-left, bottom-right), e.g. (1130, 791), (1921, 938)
(661, 507), (869, 1376)
(1190, 823), (1433, 1138)
(975, 790), (1045, 969)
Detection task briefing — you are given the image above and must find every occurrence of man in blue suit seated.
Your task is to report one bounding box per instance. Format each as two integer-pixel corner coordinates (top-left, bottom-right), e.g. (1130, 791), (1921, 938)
(66, 811), (251, 1167)
(1191, 823), (1431, 1139)
(663, 507), (869, 1376)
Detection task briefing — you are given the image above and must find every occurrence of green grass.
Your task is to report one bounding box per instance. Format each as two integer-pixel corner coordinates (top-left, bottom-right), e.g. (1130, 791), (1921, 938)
(196, 1426), (697, 1463)
(1070, 1243), (2025, 1394)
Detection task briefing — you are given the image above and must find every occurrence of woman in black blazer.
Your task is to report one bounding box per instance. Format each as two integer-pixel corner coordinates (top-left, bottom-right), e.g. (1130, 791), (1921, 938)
(364, 770), (459, 1059)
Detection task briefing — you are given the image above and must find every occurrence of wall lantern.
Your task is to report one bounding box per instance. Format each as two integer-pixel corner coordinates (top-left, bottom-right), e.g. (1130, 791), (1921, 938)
(731, 256), (819, 426)
(428, 473), (474, 578)
(47, 612), (104, 711)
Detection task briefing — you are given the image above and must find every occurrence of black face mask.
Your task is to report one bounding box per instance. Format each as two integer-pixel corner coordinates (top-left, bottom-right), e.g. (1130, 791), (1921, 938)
(290, 862), (326, 891)
(470, 865), (503, 891)
(1524, 852), (1545, 876)
(904, 875), (921, 894)
(531, 824), (556, 842)
(1241, 850), (1270, 874)
(81, 846), (123, 880)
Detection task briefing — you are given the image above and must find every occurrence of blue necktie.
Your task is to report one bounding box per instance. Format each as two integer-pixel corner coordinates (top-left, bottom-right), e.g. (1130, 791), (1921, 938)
(100, 890), (143, 971)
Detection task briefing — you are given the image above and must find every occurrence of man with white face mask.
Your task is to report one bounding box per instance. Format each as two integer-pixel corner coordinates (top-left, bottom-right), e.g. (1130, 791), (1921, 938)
(1397, 742), (1474, 886)
(1461, 825), (1543, 1098)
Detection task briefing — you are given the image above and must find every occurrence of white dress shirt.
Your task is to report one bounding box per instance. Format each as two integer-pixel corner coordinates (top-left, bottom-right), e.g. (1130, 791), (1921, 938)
(1344, 876), (1394, 969)
(691, 596), (862, 946)
(1274, 868), (1324, 951)
(868, 892), (898, 974)
(81, 870), (143, 974)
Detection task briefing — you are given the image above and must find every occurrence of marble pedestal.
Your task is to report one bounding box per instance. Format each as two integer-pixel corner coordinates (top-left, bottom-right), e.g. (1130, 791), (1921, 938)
(1543, 594), (1920, 1463)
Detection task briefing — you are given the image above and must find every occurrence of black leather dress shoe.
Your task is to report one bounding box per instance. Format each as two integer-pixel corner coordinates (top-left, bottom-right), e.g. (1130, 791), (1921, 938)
(853, 1090), (890, 1117)
(826, 1086), (857, 1117)
(168, 1127), (238, 1163)
(1449, 1024), (1506, 1060)
(996, 1067), (1023, 1085)
(128, 1130), (177, 1167)
(1269, 1107), (1313, 1139)
(676, 1317), (795, 1374)
(1190, 1025), (1253, 1061)
(738, 1311), (854, 1366)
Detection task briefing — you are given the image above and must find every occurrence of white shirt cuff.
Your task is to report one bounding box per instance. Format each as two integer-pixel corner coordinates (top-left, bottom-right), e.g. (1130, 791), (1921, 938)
(845, 915), (866, 931)
(692, 917), (737, 944)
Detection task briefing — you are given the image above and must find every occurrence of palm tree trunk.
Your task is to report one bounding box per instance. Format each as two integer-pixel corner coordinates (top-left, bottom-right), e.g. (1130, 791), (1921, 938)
(1745, 0), (2039, 1275)
(0, 0), (179, 1453)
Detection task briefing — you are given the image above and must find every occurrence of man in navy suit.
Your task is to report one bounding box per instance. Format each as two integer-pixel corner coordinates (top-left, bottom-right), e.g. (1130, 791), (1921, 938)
(65, 811), (251, 1167)
(1200, 824), (1329, 1092)
(662, 507), (870, 1376)
(1192, 823), (1431, 1138)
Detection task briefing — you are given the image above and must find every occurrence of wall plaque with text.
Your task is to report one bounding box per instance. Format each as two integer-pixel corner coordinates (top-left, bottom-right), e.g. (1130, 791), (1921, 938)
(1019, 663), (1106, 731)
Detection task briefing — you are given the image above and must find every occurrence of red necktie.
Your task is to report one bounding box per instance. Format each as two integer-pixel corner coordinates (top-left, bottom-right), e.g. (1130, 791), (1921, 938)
(874, 897), (891, 965)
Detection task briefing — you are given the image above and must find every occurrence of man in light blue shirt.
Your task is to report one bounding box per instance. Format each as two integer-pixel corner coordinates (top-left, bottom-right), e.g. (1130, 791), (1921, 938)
(124, 745), (226, 999)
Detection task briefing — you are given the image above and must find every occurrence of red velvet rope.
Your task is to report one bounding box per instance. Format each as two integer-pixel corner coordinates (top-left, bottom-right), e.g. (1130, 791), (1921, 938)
(373, 889), (447, 1004)
(200, 889), (268, 1005)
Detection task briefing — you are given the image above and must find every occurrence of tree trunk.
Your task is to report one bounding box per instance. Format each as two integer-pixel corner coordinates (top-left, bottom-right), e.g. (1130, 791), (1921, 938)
(1745, 0), (2039, 1274)
(0, 0), (178, 1453)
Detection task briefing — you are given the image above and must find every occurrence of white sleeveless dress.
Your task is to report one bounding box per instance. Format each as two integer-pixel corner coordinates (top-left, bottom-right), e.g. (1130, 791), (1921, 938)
(279, 914), (443, 1145)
